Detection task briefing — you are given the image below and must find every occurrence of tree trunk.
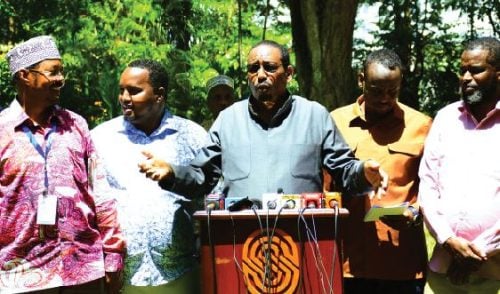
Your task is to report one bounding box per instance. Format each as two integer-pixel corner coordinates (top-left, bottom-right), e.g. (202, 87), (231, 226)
(288, 0), (359, 110)
(394, 0), (420, 109)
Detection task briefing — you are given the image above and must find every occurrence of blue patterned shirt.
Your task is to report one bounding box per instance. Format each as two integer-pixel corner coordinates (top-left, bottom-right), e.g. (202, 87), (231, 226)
(91, 110), (207, 286)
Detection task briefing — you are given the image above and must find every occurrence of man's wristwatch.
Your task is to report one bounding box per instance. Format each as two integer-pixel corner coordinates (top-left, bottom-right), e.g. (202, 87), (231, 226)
(407, 205), (423, 226)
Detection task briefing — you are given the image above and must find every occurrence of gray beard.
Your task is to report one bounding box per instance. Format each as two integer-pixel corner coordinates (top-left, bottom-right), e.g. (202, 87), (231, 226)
(463, 90), (484, 105)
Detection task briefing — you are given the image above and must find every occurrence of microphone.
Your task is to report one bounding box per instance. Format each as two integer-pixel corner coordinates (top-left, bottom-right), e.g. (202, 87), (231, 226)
(205, 193), (225, 210)
(282, 199), (296, 209)
(227, 196), (254, 212)
(267, 199), (278, 209)
(206, 202), (216, 211)
(324, 192), (342, 208)
(262, 193), (280, 210)
(250, 199), (262, 210)
(301, 192), (322, 209)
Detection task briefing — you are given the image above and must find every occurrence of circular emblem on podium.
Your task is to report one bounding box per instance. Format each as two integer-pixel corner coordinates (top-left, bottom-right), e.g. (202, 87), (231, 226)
(242, 228), (300, 293)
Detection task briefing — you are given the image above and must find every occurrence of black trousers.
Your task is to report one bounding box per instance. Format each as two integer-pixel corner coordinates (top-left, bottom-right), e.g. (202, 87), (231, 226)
(343, 277), (425, 294)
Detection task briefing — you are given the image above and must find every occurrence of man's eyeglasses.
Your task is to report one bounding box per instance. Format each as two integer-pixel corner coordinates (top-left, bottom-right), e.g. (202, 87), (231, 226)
(29, 69), (65, 80)
(246, 63), (282, 74)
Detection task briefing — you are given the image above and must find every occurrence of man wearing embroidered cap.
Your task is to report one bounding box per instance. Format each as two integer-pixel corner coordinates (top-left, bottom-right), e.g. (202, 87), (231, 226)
(206, 74), (235, 119)
(6, 35), (65, 112)
(0, 35), (125, 293)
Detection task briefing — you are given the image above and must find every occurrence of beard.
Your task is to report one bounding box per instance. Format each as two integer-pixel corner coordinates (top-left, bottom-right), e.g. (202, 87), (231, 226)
(462, 89), (484, 105)
(460, 83), (495, 106)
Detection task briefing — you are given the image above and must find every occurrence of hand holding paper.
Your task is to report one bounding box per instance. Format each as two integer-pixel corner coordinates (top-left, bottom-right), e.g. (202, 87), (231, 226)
(364, 202), (408, 222)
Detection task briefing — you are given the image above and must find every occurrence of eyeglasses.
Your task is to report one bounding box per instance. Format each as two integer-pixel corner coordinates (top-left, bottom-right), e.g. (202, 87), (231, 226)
(246, 63), (282, 74)
(29, 69), (65, 80)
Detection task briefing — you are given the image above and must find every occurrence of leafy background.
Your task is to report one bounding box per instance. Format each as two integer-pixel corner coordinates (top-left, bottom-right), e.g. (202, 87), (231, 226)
(1, 0), (497, 126)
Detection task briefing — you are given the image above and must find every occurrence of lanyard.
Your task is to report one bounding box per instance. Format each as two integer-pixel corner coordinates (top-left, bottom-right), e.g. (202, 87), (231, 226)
(23, 122), (57, 194)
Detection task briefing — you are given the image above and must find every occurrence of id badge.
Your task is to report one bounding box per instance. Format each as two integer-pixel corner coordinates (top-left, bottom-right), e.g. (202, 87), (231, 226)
(37, 194), (58, 225)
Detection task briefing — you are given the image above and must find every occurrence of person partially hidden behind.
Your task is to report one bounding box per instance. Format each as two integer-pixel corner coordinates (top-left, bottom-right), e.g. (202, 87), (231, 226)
(202, 74), (237, 194)
(206, 75), (235, 119)
(419, 37), (500, 293)
(137, 40), (388, 211)
(91, 59), (207, 293)
(0, 35), (124, 293)
(328, 48), (432, 294)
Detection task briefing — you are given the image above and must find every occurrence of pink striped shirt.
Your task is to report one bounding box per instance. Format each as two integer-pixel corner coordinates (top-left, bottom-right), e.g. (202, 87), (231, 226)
(419, 100), (500, 279)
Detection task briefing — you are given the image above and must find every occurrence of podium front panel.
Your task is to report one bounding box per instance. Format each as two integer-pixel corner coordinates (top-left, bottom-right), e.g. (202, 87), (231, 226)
(194, 209), (347, 294)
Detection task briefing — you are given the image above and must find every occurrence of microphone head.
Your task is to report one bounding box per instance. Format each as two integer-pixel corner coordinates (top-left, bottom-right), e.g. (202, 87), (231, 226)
(250, 199), (262, 210)
(285, 199), (296, 209)
(267, 200), (277, 209)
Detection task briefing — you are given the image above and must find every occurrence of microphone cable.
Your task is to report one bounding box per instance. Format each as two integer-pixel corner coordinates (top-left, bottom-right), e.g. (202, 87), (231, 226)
(262, 204), (272, 292)
(207, 207), (218, 293)
(328, 205), (340, 294)
(262, 203), (288, 293)
(251, 206), (268, 292)
(298, 207), (336, 293)
(230, 214), (249, 293)
(301, 209), (329, 293)
(262, 188), (286, 292)
(297, 206), (307, 293)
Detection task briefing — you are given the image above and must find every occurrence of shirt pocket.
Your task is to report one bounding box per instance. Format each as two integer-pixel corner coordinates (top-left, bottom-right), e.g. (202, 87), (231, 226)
(387, 142), (423, 157)
(223, 145), (250, 181)
(387, 142), (423, 183)
(0, 156), (21, 184)
(65, 147), (89, 185)
(290, 144), (320, 179)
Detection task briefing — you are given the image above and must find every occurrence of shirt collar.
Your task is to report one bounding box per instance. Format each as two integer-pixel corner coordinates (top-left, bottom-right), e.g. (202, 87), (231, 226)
(248, 92), (294, 129)
(457, 99), (500, 127)
(349, 95), (404, 127)
(122, 108), (178, 137)
(9, 98), (62, 130)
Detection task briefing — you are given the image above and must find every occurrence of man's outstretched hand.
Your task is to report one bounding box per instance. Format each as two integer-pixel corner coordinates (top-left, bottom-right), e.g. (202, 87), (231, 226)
(138, 150), (174, 182)
(363, 159), (388, 199)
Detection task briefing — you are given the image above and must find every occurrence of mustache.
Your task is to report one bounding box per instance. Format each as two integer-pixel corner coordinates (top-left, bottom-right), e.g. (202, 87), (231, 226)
(50, 80), (65, 90)
(255, 81), (271, 88)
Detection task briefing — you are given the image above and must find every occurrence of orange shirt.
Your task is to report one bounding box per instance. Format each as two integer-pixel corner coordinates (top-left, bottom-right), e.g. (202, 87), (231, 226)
(329, 97), (432, 280)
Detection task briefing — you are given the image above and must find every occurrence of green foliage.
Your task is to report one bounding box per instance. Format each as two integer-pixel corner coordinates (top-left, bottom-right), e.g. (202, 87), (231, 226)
(0, 0), (293, 125)
(417, 29), (462, 117)
(60, 0), (173, 126)
(0, 0), (175, 126)
(356, 0), (498, 117)
(0, 55), (14, 110)
(187, 0), (293, 121)
(1, 0), (497, 121)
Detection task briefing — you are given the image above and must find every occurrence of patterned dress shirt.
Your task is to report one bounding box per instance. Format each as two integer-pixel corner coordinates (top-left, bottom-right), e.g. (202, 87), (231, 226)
(91, 110), (207, 286)
(419, 100), (500, 279)
(0, 99), (124, 293)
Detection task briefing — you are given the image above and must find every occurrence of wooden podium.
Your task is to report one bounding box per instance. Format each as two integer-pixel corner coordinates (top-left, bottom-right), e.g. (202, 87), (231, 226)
(194, 208), (348, 294)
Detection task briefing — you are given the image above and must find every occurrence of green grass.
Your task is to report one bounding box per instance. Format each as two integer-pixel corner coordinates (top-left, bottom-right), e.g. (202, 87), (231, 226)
(424, 224), (437, 261)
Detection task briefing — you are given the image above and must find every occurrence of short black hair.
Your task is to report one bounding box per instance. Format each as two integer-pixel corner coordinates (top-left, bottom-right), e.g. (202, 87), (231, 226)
(363, 48), (403, 75)
(128, 59), (168, 92)
(464, 37), (500, 69)
(251, 40), (290, 68)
